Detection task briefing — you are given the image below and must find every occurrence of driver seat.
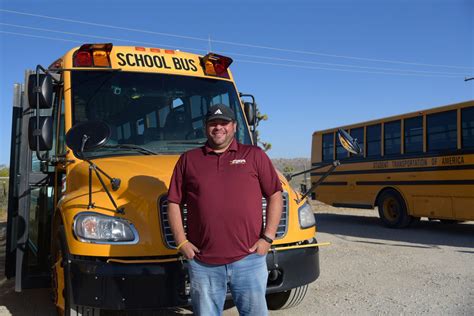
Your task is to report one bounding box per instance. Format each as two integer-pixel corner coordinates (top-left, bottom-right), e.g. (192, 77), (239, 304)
(163, 108), (192, 140)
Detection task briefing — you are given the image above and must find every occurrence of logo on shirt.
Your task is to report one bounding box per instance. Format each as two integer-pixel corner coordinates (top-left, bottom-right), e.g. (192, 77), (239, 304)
(214, 109), (223, 114)
(230, 159), (246, 165)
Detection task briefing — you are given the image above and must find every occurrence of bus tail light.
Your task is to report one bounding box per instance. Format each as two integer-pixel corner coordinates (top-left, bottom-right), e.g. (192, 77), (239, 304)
(73, 43), (113, 67)
(201, 53), (233, 78)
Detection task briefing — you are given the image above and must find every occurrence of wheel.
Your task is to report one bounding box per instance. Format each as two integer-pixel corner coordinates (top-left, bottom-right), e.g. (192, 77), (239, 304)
(377, 189), (412, 228)
(266, 285), (308, 310)
(52, 227), (100, 316)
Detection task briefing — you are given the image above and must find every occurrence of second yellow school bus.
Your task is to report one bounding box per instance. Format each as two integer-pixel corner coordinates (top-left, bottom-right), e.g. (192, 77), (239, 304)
(311, 100), (474, 228)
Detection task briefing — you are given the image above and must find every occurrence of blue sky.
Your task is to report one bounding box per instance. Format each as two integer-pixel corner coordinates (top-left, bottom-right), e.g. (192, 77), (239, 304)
(0, 0), (473, 164)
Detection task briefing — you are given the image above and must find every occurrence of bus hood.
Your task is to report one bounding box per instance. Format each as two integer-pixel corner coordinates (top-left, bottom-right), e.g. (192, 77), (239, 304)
(64, 155), (181, 210)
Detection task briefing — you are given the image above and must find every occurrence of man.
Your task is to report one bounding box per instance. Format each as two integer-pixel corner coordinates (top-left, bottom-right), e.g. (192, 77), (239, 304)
(167, 104), (283, 316)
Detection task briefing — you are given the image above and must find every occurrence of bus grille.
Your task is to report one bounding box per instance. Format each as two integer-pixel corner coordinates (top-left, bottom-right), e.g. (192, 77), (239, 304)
(159, 192), (289, 249)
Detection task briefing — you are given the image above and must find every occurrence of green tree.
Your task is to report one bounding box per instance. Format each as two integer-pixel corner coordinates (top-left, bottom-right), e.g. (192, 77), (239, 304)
(255, 105), (272, 151)
(0, 165), (8, 216)
(0, 165), (9, 177)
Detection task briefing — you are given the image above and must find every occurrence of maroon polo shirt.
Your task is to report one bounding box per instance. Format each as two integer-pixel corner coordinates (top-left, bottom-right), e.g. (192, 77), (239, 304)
(167, 139), (282, 265)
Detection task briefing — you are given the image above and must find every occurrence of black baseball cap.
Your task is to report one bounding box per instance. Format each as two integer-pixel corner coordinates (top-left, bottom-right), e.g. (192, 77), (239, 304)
(206, 104), (236, 122)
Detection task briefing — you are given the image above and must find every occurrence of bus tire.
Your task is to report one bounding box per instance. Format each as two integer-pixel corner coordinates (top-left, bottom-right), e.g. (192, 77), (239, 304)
(377, 189), (412, 228)
(53, 227), (100, 316)
(266, 285), (308, 310)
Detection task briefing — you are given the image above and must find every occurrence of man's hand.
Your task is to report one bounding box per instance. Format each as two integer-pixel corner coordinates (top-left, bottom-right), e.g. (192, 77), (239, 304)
(179, 241), (200, 260)
(249, 238), (272, 255)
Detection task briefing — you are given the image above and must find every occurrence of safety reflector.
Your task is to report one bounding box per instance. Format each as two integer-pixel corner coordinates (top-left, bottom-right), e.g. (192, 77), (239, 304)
(135, 47), (146, 51)
(150, 48), (161, 53)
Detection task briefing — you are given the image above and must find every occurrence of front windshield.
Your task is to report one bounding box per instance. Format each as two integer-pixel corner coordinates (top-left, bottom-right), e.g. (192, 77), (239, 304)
(71, 71), (252, 157)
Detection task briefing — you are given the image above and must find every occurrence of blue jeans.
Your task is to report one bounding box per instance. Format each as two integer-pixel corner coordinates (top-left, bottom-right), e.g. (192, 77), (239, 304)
(187, 253), (268, 316)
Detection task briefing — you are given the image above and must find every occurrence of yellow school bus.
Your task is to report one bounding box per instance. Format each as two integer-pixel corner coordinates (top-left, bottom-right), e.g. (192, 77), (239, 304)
(311, 100), (474, 228)
(6, 43), (321, 315)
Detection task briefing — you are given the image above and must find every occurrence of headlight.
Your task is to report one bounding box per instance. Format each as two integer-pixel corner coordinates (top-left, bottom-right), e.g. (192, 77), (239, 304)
(74, 213), (138, 244)
(298, 202), (316, 228)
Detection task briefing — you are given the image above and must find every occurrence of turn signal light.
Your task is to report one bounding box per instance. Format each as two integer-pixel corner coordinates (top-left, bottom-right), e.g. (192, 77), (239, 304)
(201, 53), (233, 78)
(73, 43), (113, 67)
(93, 50), (109, 67)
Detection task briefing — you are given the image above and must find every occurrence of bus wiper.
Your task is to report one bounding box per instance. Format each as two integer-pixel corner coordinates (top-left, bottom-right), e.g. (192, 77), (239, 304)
(166, 140), (206, 145)
(103, 144), (157, 155)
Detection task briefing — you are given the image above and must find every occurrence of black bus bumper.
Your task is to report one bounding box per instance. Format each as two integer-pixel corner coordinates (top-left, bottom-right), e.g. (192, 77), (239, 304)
(265, 242), (320, 294)
(68, 243), (320, 310)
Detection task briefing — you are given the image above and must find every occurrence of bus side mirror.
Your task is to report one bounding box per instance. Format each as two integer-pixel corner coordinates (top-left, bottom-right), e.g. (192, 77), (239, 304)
(28, 116), (53, 151)
(65, 121), (111, 158)
(338, 128), (362, 155)
(27, 74), (54, 109)
(244, 102), (256, 126)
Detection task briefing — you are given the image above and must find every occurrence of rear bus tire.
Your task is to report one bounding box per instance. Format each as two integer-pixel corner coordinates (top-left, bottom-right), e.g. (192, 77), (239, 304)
(266, 285), (308, 310)
(377, 189), (412, 228)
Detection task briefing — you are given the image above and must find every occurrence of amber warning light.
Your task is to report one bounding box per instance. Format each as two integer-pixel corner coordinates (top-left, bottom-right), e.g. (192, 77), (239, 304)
(201, 53), (233, 78)
(73, 43), (113, 67)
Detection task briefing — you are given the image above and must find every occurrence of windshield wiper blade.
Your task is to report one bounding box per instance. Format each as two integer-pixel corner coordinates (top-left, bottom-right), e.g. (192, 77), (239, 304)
(103, 144), (157, 155)
(166, 140), (207, 145)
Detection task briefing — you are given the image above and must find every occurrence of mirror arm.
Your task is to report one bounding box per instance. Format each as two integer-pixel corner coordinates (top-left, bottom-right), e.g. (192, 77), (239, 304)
(286, 161), (337, 181)
(239, 93), (255, 105)
(85, 160), (124, 214)
(297, 160), (340, 203)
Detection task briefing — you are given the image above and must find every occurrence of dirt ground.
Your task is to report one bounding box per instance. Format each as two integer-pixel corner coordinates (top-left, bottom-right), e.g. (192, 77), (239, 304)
(0, 202), (472, 315)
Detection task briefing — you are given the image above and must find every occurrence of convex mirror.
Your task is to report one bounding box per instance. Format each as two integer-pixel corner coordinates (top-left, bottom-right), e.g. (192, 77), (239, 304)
(244, 102), (256, 126)
(338, 128), (362, 155)
(28, 116), (53, 151)
(28, 74), (54, 109)
(65, 121), (111, 157)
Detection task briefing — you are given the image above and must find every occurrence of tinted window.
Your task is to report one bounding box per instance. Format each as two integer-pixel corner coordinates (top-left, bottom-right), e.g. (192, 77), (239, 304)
(366, 124), (381, 157)
(461, 106), (474, 148)
(336, 130), (349, 159)
(322, 133), (334, 162)
(404, 116), (423, 153)
(384, 120), (401, 156)
(427, 110), (457, 152)
(350, 127), (364, 158)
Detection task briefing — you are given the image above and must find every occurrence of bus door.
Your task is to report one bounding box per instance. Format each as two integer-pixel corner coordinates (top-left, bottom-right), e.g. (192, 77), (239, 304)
(6, 72), (56, 290)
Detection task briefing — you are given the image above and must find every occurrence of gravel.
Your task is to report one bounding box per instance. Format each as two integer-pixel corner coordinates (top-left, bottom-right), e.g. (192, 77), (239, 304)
(0, 202), (472, 315)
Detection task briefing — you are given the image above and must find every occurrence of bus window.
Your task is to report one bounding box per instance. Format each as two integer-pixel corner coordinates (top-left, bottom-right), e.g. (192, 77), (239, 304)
(404, 116), (423, 154)
(137, 118), (145, 135)
(384, 120), (401, 156)
(427, 110), (457, 152)
(123, 122), (131, 140)
(349, 127), (364, 157)
(146, 111), (158, 128)
(366, 124), (381, 157)
(322, 133), (334, 162)
(117, 126), (123, 140)
(461, 106), (474, 148)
